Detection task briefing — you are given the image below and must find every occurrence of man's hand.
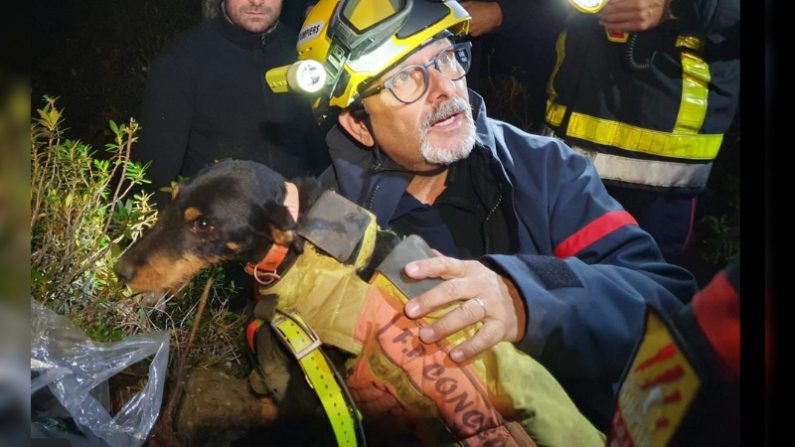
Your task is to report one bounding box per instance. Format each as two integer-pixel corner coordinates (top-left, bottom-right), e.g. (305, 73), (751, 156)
(461, 1), (503, 37)
(597, 0), (672, 32)
(403, 254), (526, 363)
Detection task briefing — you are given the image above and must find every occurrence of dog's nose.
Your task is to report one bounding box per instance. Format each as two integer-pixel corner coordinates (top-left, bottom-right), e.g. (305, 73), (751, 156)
(114, 260), (136, 284)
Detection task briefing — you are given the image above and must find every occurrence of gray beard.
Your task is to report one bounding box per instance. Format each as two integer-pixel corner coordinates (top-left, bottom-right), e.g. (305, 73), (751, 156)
(418, 96), (476, 166)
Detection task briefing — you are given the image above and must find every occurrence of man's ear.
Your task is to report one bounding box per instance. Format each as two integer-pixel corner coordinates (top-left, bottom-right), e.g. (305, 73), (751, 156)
(338, 108), (375, 147)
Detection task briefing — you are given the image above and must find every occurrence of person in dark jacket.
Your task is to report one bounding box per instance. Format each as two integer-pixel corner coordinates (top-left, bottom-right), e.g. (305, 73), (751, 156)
(267, 0), (697, 431)
(135, 0), (329, 205)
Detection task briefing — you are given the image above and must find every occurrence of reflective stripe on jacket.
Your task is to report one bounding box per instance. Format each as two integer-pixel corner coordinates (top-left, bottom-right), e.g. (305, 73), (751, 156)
(545, 1), (739, 194)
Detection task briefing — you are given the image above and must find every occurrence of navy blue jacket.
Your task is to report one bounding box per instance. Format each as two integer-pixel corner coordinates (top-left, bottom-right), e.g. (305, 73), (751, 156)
(319, 91), (697, 428)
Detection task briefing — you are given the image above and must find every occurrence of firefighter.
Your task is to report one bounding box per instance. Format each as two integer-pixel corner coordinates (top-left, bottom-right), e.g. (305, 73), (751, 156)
(609, 263), (740, 445)
(545, 0), (740, 261)
(265, 0), (696, 434)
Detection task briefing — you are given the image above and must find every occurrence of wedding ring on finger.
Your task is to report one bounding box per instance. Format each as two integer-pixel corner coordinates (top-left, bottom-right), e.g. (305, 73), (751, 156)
(470, 297), (487, 317)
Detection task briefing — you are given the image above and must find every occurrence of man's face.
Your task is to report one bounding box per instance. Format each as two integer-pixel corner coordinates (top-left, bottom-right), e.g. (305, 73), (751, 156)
(355, 39), (476, 172)
(224, 0), (282, 34)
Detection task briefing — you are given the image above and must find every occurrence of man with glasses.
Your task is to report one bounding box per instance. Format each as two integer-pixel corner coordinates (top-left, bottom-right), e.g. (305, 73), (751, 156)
(270, 0), (697, 431)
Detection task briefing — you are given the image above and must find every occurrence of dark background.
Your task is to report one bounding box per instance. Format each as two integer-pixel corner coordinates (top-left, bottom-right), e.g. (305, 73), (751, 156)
(32, 0), (202, 145)
(26, 0), (770, 443)
(31, 0), (309, 146)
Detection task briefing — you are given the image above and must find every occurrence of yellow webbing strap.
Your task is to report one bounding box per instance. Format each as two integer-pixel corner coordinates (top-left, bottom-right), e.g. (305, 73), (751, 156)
(674, 34), (711, 135)
(545, 30), (568, 126)
(546, 99), (567, 128)
(675, 34), (705, 53)
(270, 309), (364, 447)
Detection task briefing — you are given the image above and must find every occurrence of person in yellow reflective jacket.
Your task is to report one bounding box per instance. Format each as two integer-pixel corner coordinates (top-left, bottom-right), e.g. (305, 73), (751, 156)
(544, 0), (740, 261)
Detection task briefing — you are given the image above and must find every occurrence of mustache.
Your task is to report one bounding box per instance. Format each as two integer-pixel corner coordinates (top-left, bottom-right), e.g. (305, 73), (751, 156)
(420, 96), (472, 132)
(243, 6), (274, 14)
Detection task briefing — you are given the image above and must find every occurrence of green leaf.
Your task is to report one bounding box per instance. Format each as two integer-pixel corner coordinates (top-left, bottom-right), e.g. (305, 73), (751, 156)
(109, 119), (119, 134)
(36, 108), (50, 122)
(47, 108), (62, 129)
(31, 269), (44, 282)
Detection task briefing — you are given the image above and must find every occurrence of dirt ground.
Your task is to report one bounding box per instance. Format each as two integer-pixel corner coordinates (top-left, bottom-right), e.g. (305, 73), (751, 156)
(147, 367), (278, 447)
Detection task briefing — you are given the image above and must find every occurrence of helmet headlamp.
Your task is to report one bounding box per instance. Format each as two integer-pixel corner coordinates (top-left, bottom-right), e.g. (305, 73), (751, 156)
(568, 0), (609, 14)
(265, 0), (471, 120)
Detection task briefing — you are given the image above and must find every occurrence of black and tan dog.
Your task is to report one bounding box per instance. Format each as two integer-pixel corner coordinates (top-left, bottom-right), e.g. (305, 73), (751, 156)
(119, 160), (316, 291)
(115, 159), (603, 447)
(114, 159), (397, 445)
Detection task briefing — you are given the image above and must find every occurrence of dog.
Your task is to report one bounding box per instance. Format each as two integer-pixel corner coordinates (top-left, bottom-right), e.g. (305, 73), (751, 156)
(115, 159), (603, 447)
(115, 159), (399, 445)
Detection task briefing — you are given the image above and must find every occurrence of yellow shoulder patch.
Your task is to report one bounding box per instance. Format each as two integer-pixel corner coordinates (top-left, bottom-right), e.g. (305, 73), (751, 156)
(610, 309), (700, 447)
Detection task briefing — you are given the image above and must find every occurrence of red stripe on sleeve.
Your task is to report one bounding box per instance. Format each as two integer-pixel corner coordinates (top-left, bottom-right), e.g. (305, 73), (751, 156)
(554, 210), (638, 258)
(692, 271), (740, 380)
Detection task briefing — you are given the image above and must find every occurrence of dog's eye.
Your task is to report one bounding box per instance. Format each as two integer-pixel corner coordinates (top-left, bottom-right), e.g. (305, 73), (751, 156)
(192, 219), (214, 234)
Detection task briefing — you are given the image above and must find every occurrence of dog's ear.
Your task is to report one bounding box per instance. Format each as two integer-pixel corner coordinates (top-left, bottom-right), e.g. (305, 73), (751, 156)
(262, 201), (304, 253)
(269, 224), (295, 246)
(269, 225), (306, 254)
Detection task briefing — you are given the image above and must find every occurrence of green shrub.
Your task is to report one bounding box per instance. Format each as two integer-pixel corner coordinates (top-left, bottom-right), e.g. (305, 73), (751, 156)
(31, 96), (156, 315)
(31, 97), (246, 372)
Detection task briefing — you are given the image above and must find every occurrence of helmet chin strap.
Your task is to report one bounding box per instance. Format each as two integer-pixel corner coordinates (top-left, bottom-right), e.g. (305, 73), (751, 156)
(373, 144), (448, 176)
(356, 107), (448, 177)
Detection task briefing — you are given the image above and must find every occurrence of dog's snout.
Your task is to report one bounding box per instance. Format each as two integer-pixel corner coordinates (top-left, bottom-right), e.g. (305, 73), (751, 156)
(114, 259), (136, 283)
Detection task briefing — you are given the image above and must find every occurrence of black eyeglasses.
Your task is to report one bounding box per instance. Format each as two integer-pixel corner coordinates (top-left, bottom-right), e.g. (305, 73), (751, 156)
(358, 41), (472, 105)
